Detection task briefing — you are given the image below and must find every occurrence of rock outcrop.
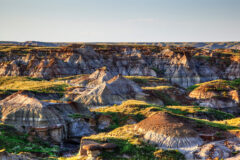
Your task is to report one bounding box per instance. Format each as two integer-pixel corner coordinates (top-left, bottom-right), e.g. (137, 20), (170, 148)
(135, 112), (203, 149)
(79, 139), (117, 160)
(194, 139), (240, 160)
(189, 80), (240, 114)
(0, 45), (239, 88)
(65, 67), (145, 106)
(0, 91), (94, 143)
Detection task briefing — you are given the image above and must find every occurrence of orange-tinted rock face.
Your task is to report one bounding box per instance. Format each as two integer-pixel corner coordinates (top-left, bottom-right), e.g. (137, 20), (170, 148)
(229, 90), (239, 103)
(0, 45), (239, 88)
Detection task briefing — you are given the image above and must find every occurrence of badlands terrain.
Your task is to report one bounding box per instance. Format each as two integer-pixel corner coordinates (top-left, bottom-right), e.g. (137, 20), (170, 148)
(0, 42), (239, 160)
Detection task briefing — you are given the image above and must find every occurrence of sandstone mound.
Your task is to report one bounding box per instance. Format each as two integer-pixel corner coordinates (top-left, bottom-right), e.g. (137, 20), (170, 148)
(0, 91), (94, 143)
(72, 74), (145, 106)
(135, 112), (203, 148)
(70, 66), (117, 87)
(189, 80), (239, 110)
(66, 67), (145, 106)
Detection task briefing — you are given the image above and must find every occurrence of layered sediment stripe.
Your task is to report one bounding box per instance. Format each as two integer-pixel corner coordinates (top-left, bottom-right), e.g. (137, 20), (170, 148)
(143, 131), (203, 148)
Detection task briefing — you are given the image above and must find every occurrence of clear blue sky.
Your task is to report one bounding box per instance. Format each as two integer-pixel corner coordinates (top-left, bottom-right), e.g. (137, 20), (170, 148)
(0, 0), (239, 42)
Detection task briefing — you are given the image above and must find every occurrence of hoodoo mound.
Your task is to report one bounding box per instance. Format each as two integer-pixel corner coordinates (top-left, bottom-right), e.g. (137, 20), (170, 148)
(65, 67), (145, 106)
(0, 91), (94, 143)
(135, 112), (203, 149)
(189, 79), (240, 114)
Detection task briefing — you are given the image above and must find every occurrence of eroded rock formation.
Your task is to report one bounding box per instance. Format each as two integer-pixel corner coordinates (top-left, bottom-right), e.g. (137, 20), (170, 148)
(189, 80), (240, 114)
(0, 91), (94, 143)
(64, 67), (145, 106)
(0, 45), (239, 88)
(135, 112), (203, 149)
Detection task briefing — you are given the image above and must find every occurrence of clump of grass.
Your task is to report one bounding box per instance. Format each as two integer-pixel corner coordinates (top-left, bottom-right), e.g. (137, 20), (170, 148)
(0, 123), (59, 156)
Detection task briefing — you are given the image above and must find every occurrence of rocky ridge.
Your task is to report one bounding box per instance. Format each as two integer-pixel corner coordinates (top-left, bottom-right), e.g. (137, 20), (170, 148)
(0, 45), (239, 88)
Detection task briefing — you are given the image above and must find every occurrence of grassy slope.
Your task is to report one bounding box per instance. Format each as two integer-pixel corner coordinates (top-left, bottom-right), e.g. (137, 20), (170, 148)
(0, 123), (59, 158)
(93, 100), (237, 131)
(85, 100), (239, 160)
(82, 125), (185, 160)
(187, 79), (240, 92)
(0, 76), (68, 94)
(124, 76), (168, 86)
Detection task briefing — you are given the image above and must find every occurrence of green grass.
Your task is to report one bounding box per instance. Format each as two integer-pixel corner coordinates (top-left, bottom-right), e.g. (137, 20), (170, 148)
(164, 106), (235, 120)
(154, 149), (186, 160)
(192, 118), (239, 130)
(92, 100), (153, 131)
(83, 125), (158, 160)
(188, 78), (240, 93)
(141, 86), (180, 105)
(157, 92), (180, 105)
(0, 45), (60, 56)
(0, 76), (68, 94)
(227, 78), (240, 89)
(0, 123), (59, 156)
(83, 124), (186, 160)
(68, 113), (92, 119)
(148, 90), (179, 105)
(50, 74), (86, 81)
(206, 108), (235, 120)
(100, 138), (157, 160)
(124, 76), (167, 87)
(214, 117), (240, 127)
(97, 111), (145, 131)
(193, 55), (212, 61)
(94, 100), (235, 132)
(187, 84), (200, 92)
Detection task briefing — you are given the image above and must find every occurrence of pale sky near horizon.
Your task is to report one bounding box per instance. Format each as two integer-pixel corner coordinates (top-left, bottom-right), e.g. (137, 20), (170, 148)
(0, 0), (240, 42)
